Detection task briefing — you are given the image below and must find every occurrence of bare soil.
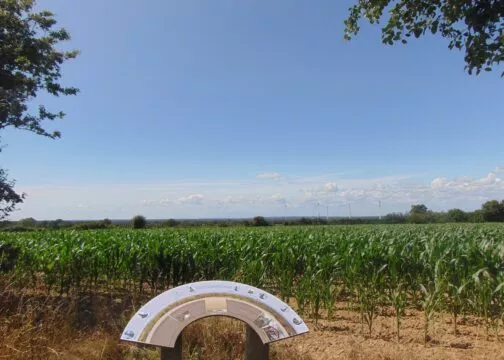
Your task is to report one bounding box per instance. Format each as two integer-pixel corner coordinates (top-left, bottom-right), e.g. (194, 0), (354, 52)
(282, 303), (504, 360)
(1, 286), (503, 359)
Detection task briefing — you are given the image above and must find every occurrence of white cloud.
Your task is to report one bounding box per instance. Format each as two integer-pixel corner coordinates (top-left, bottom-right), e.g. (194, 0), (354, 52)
(301, 181), (339, 197)
(324, 182), (338, 192)
(303, 190), (314, 199)
(429, 173), (502, 193)
(9, 166), (504, 219)
(256, 172), (282, 181)
(178, 194), (205, 205)
(494, 167), (504, 174)
(142, 199), (173, 207)
(217, 196), (246, 206)
(476, 172), (498, 186)
(339, 189), (366, 201)
(431, 177), (448, 189)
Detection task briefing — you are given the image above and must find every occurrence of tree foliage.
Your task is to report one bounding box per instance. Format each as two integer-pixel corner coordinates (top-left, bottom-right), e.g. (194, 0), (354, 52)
(0, 169), (24, 220)
(383, 212), (408, 224)
(481, 200), (504, 222)
(447, 208), (468, 222)
(251, 216), (269, 227)
(132, 215), (147, 229)
(0, 0), (78, 218)
(163, 218), (180, 227)
(345, 0), (504, 76)
(410, 204), (428, 214)
(18, 216), (36, 227)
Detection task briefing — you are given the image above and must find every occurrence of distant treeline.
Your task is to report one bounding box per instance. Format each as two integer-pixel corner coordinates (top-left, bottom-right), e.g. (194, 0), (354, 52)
(1, 200), (503, 231)
(283, 200), (504, 225)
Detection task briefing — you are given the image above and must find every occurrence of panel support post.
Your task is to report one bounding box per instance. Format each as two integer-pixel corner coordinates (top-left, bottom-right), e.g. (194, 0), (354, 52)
(245, 325), (269, 360)
(160, 336), (182, 360)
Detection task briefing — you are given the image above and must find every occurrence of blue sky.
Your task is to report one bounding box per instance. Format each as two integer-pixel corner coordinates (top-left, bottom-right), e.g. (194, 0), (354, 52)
(2, 0), (503, 220)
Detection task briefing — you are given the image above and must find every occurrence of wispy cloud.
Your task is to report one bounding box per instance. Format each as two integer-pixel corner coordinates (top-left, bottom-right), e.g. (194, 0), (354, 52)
(10, 167), (504, 219)
(324, 182), (338, 192)
(217, 196), (247, 206)
(178, 194), (205, 205)
(142, 199), (173, 207)
(256, 172), (282, 181)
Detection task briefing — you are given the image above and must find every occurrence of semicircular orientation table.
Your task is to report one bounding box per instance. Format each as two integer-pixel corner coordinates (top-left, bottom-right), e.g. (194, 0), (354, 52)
(121, 280), (309, 348)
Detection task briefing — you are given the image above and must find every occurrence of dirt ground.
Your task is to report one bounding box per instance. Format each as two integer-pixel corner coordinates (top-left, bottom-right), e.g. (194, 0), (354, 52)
(1, 288), (504, 359)
(59, 309), (504, 360)
(280, 303), (504, 360)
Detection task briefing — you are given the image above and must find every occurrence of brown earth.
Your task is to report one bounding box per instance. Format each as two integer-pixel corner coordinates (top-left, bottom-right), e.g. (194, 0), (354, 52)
(283, 303), (504, 360)
(1, 285), (503, 359)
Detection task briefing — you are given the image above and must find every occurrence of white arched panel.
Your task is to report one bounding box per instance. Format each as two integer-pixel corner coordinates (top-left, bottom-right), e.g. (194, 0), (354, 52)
(121, 281), (309, 348)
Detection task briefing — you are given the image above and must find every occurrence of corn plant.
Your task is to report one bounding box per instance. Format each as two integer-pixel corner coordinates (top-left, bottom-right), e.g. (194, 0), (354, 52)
(0, 223), (503, 335)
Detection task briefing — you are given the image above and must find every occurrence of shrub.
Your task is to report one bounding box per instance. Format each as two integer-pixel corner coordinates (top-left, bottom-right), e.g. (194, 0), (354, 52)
(164, 219), (180, 227)
(72, 222), (108, 230)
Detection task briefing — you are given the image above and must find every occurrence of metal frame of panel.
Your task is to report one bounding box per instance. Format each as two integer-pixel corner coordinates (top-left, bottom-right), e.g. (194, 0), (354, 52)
(121, 280), (309, 348)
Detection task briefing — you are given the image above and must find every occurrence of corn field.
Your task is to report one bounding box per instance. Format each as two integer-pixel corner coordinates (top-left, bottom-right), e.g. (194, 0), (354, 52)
(1, 224), (504, 340)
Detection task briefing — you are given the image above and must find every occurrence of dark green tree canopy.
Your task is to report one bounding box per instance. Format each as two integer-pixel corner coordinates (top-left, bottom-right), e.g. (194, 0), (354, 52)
(481, 200), (504, 222)
(0, 0), (78, 218)
(345, 0), (504, 76)
(1, 0), (79, 137)
(447, 208), (468, 222)
(164, 218), (180, 227)
(132, 215), (147, 229)
(0, 169), (24, 219)
(251, 216), (269, 227)
(410, 204), (428, 214)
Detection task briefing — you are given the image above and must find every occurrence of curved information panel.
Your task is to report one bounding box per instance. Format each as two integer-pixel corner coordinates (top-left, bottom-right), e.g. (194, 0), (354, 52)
(121, 280), (309, 348)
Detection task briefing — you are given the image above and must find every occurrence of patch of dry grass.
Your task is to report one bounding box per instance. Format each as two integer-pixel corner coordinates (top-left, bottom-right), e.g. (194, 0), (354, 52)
(3, 275), (503, 360)
(182, 317), (313, 360)
(0, 277), (311, 359)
